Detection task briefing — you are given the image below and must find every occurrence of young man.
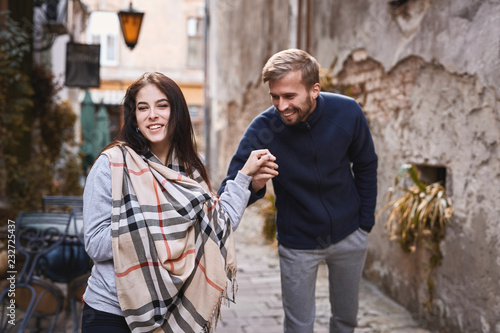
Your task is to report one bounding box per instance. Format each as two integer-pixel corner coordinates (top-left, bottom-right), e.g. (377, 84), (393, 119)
(218, 49), (378, 333)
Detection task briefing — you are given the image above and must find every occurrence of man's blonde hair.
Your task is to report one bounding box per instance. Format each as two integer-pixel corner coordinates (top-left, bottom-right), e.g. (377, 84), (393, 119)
(262, 49), (320, 90)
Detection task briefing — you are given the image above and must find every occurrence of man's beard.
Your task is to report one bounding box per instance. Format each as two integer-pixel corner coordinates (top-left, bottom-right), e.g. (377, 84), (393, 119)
(278, 96), (314, 126)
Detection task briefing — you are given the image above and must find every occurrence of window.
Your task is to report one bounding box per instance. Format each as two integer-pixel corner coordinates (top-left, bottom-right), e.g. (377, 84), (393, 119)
(187, 17), (203, 68)
(86, 11), (119, 67)
(189, 105), (203, 137)
(189, 105), (199, 119)
(106, 35), (117, 61)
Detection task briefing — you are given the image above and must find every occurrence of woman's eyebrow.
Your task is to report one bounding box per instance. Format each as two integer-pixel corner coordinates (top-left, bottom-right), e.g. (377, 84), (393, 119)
(137, 99), (168, 106)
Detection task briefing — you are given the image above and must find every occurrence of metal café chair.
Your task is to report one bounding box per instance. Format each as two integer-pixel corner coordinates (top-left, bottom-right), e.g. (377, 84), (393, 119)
(38, 203), (92, 333)
(38, 206), (90, 283)
(0, 211), (72, 333)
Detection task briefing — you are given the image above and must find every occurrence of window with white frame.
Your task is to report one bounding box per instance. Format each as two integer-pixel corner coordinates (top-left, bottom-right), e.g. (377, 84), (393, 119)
(187, 17), (203, 68)
(86, 11), (119, 67)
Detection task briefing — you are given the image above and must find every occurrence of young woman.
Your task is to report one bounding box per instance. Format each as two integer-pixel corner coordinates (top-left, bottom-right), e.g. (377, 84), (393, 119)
(81, 72), (278, 332)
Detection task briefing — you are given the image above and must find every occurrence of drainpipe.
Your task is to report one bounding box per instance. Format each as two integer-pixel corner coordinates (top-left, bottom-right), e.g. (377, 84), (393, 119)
(297, 0), (302, 48)
(296, 0), (311, 52)
(305, 0), (311, 53)
(203, 0), (212, 173)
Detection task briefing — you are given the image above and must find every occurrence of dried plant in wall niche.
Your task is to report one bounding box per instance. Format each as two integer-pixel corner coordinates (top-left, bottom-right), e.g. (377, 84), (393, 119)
(376, 164), (454, 304)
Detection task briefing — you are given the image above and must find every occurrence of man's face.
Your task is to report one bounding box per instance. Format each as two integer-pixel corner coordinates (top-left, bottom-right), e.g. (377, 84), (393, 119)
(269, 70), (320, 126)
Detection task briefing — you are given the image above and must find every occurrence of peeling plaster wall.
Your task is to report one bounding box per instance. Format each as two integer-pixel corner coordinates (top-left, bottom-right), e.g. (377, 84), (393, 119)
(207, 0), (500, 331)
(206, 0), (290, 182)
(310, 0), (500, 331)
(328, 51), (500, 331)
(311, 0), (500, 92)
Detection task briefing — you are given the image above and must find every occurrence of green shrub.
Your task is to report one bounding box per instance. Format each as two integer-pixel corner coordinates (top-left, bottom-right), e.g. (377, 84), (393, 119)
(0, 15), (83, 222)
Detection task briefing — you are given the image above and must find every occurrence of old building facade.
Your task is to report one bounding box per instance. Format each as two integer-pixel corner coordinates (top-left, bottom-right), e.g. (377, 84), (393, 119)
(53, 0), (206, 155)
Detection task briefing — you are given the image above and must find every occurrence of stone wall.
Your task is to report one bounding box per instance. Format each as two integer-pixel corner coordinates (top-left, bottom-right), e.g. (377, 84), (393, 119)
(327, 49), (500, 331)
(308, 1), (500, 331)
(206, 0), (500, 331)
(205, 0), (291, 181)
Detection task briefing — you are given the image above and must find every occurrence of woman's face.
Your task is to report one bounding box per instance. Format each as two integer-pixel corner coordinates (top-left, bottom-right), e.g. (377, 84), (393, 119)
(135, 84), (171, 148)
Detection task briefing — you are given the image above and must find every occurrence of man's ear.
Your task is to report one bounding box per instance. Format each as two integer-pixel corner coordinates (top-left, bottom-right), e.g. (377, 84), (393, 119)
(311, 83), (321, 99)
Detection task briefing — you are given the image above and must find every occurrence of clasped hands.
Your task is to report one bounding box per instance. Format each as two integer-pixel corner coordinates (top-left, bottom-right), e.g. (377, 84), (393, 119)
(240, 149), (278, 193)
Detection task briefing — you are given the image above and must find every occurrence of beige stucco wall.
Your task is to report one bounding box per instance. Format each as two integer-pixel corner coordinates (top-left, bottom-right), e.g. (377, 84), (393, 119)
(84, 0), (204, 84)
(80, 0), (204, 113)
(207, 0), (500, 331)
(67, 0), (206, 149)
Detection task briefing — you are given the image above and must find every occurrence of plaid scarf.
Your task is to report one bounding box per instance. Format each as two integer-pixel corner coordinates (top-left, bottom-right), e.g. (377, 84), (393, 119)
(102, 145), (236, 333)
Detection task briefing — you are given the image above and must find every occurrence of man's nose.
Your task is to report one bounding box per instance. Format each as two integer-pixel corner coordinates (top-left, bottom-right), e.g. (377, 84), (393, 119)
(277, 98), (289, 111)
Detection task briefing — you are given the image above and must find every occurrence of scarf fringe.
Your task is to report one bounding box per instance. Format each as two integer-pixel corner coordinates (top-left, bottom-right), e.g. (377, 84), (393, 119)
(204, 271), (238, 333)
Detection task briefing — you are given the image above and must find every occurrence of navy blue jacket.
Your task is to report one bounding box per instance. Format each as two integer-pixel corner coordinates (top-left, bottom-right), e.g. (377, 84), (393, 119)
(218, 92), (378, 249)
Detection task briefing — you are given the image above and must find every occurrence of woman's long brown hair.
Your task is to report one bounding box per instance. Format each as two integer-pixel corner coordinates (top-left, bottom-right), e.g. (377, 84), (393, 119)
(101, 72), (211, 190)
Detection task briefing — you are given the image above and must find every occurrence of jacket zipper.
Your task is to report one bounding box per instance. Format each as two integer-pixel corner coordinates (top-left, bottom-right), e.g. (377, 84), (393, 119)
(306, 122), (334, 245)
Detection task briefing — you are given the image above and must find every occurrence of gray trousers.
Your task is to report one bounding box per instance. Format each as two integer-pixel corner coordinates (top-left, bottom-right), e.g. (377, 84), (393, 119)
(278, 228), (369, 333)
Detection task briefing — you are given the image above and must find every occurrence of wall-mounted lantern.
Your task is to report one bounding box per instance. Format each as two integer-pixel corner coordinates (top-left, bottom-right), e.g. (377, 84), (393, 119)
(117, 2), (144, 50)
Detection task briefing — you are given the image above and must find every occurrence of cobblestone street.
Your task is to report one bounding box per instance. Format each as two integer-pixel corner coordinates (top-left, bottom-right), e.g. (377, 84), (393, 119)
(216, 204), (431, 333)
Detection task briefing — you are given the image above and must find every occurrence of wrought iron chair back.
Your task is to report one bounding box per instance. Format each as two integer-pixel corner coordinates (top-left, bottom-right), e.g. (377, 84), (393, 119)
(0, 211), (72, 332)
(15, 212), (72, 283)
